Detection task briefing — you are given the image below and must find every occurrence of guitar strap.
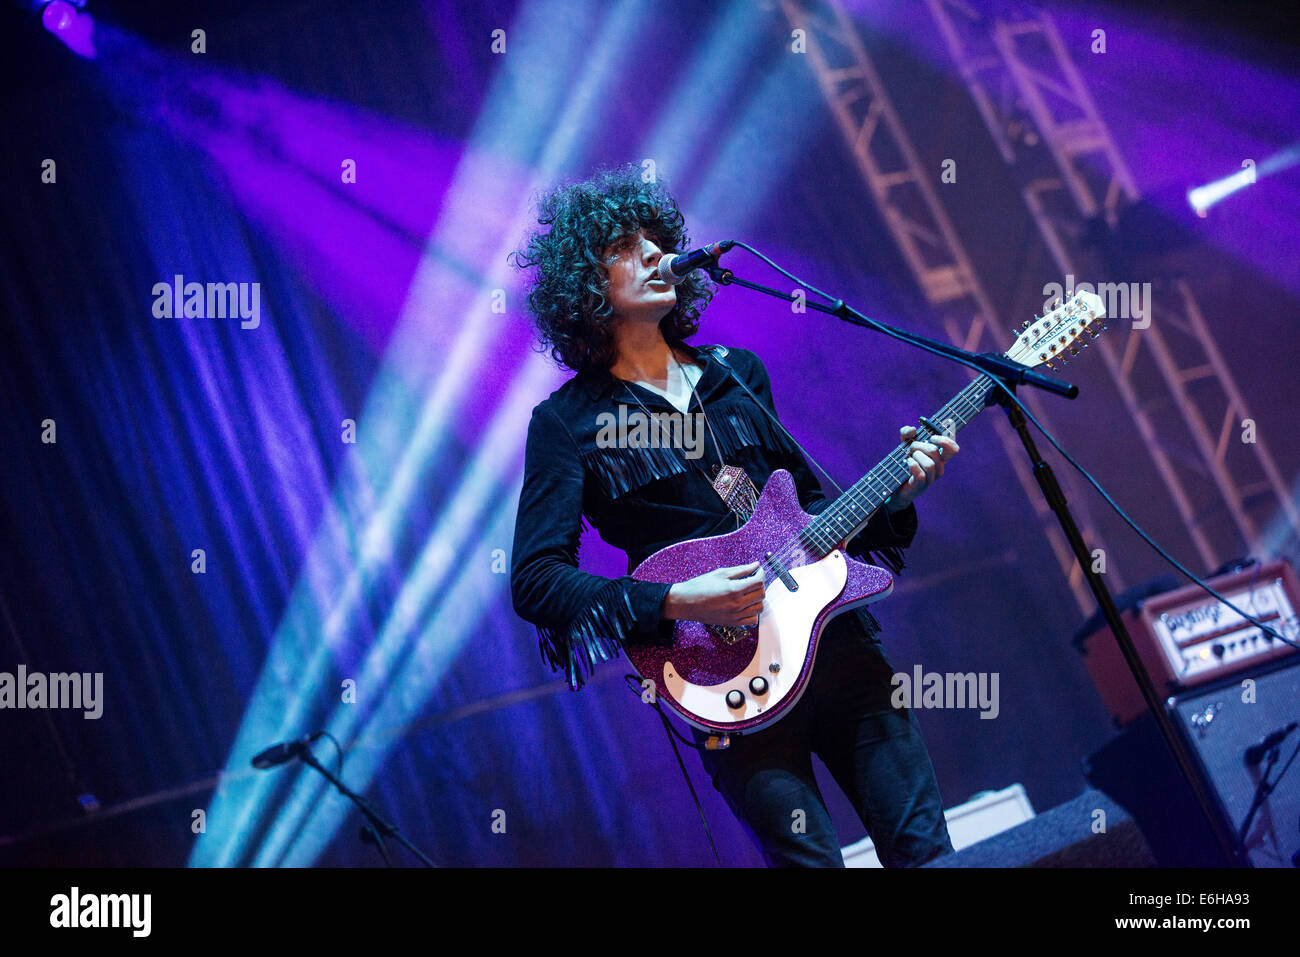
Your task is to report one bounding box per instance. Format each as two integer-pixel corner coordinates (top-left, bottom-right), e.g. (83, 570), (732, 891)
(709, 464), (759, 521)
(700, 345), (847, 500)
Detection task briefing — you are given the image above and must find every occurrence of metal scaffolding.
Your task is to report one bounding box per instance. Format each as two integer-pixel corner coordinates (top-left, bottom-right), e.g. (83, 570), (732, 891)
(779, 0), (1121, 612)
(926, 0), (1300, 570)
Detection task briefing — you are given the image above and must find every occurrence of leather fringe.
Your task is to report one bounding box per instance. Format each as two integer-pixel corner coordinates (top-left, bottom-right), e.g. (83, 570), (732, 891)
(536, 580), (637, 691)
(579, 401), (802, 500)
(709, 406), (802, 461)
(580, 441), (688, 500)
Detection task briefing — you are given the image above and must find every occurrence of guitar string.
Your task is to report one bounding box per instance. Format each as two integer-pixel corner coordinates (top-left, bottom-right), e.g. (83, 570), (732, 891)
(812, 381), (984, 543)
(805, 315), (1083, 553)
(747, 294), (1087, 565)
(750, 377), (986, 566)
(797, 304), (1085, 556)
(783, 375), (991, 567)
(766, 377), (987, 562)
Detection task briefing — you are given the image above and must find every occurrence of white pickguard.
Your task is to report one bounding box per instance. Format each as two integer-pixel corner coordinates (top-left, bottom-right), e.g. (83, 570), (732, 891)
(663, 549), (859, 725)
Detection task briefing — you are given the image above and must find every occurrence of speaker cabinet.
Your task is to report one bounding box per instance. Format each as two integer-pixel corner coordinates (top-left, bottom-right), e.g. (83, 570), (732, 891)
(1169, 656), (1300, 868)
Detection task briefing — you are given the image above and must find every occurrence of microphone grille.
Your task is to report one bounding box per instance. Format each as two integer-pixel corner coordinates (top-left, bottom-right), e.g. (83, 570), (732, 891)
(657, 255), (686, 286)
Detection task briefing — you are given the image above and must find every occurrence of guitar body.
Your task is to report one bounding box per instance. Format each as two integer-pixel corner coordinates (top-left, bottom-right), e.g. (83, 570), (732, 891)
(629, 469), (894, 735)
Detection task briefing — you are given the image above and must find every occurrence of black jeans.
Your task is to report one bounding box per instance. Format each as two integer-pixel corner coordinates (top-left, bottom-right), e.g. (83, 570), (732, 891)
(694, 621), (954, 867)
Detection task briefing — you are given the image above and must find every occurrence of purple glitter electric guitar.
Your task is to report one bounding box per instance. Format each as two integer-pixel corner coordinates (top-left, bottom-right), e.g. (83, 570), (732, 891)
(628, 292), (1106, 736)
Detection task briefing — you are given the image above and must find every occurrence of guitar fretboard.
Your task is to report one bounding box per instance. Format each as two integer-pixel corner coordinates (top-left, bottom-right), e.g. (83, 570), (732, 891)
(799, 374), (997, 558)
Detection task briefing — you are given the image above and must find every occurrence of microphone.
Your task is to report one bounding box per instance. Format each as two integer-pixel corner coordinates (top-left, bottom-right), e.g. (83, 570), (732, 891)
(655, 240), (734, 285)
(251, 732), (325, 770)
(1244, 722), (1297, 766)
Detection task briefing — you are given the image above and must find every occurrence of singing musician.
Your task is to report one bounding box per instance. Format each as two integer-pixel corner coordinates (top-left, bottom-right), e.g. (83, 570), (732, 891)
(509, 164), (957, 867)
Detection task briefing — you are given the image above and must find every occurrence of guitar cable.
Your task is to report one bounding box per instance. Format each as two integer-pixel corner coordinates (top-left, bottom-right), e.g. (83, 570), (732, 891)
(623, 674), (723, 867)
(719, 240), (1299, 651)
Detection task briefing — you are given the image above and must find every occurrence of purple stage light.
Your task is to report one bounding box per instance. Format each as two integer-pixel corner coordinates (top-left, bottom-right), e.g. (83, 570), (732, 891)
(40, 0), (73, 30)
(40, 0), (96, 59)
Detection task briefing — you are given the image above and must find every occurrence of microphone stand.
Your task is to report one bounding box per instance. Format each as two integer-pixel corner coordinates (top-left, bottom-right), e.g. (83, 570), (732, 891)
(1237, 748), (1280, 852)
(707, 261), (1247, 867)
(295, 749), (439, 867)
(1237, 732), (1299, 854)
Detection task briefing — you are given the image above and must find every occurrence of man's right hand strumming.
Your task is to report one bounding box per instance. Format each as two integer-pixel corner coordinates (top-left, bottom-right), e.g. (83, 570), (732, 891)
(662, 561), (766, 627)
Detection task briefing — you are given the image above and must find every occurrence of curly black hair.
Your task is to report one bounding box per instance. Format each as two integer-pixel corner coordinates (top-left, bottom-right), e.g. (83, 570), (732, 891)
(509, 163), (715, 373)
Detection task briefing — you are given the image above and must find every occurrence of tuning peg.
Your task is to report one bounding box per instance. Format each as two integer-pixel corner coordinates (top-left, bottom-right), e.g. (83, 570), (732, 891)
(1044, 360), (1055, 370)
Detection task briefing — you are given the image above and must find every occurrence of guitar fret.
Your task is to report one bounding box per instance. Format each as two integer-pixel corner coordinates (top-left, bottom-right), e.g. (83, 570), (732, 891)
(803, 375), (995, 557)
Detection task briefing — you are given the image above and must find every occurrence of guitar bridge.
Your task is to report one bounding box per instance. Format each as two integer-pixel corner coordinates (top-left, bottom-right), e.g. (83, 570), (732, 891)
(710, 624), (752, 645)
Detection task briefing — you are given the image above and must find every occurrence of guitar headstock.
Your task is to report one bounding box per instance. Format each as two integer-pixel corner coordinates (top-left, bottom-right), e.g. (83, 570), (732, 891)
(1004, 291), (1107, 370)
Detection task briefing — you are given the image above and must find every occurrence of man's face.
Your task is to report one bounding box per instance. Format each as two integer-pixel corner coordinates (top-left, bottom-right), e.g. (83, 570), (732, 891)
(602, 228), (677, 325)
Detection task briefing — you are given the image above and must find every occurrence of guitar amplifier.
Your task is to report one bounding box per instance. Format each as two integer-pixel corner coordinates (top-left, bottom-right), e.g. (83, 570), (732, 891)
(1168, 655), (1300, 867)
(1075, 560), (1300, 727)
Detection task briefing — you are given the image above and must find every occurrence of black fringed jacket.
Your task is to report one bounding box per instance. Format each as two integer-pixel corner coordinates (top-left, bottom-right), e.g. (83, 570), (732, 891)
(510, 342), (918, 689)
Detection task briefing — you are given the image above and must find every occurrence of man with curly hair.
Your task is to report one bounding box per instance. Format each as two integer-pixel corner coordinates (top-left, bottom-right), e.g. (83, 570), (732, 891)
(509, 164), (958, 867)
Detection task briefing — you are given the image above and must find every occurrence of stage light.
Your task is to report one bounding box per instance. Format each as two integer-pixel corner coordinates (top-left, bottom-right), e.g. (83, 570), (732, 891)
(1187, 165), (1255, 218)
(40, 0), (73, 29)
(1188, 142), (1300, 217)
(37, 0), (96, 58)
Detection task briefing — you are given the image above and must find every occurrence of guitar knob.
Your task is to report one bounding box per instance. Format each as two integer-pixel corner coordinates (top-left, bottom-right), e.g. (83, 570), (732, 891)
(749, 676), (769, 696)
(726, 690), (745, 709)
